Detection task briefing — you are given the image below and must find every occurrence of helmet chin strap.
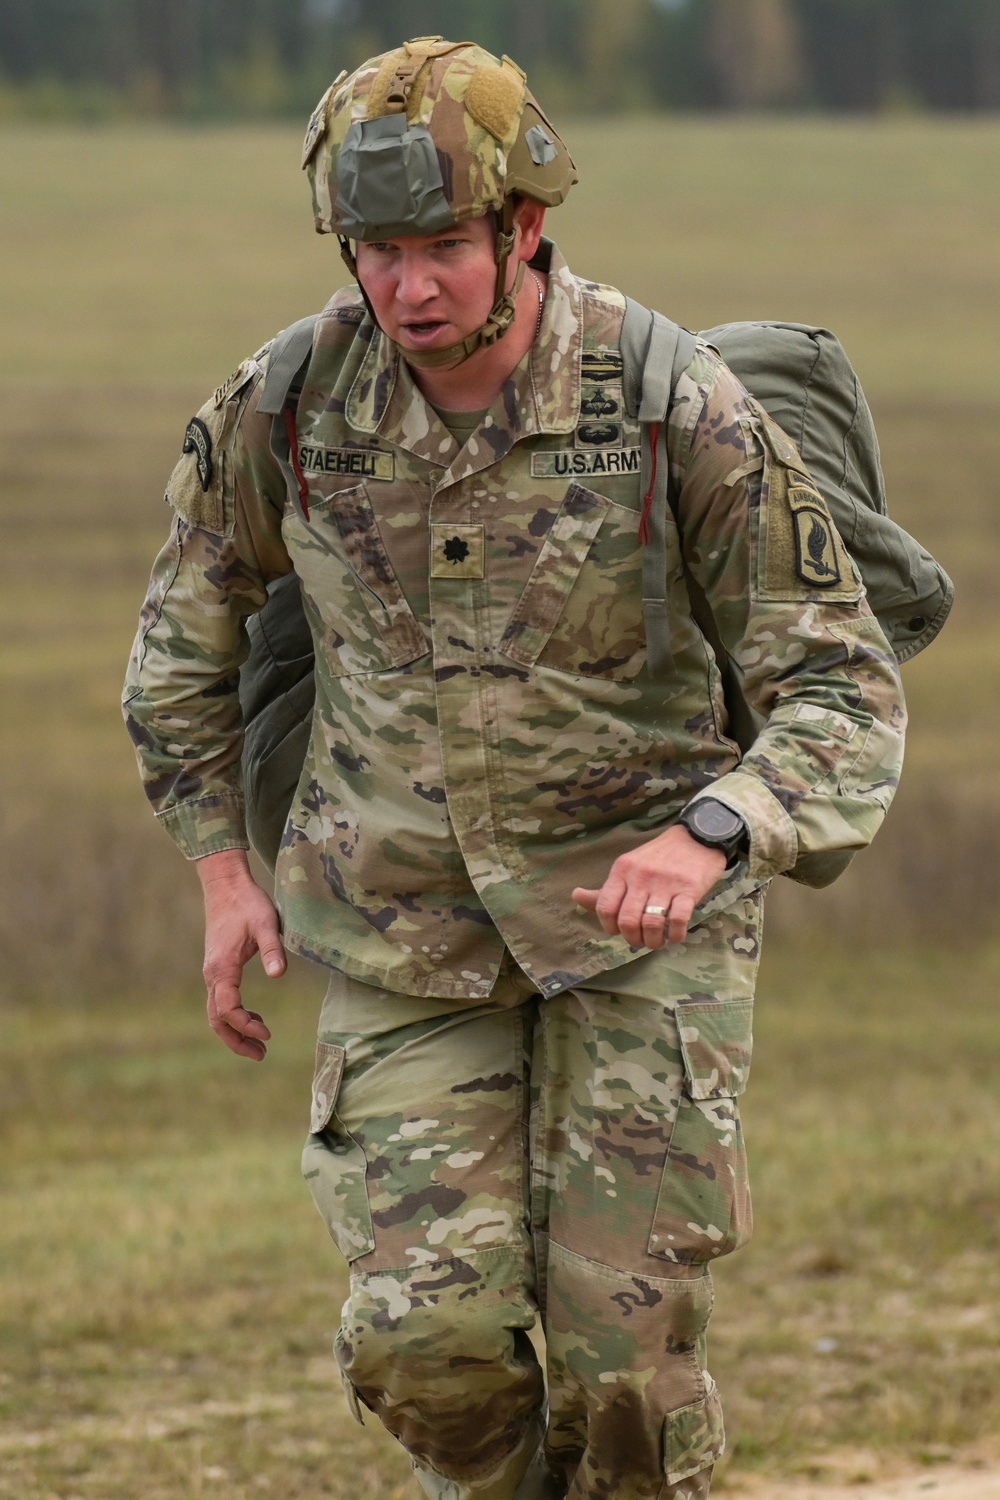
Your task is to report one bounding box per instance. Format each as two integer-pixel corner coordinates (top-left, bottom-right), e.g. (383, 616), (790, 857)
(337, 198), (525, 370)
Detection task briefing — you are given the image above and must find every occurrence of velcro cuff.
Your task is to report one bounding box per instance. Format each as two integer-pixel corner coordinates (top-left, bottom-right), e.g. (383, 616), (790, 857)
(689, 772), (797, 882)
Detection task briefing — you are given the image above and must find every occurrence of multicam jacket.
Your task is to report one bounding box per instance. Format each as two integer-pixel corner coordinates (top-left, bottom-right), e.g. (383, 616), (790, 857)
(124, 239), (906, 1000)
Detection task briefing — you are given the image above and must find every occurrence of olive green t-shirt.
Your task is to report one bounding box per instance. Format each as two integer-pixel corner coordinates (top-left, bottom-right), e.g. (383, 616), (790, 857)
(430, 405), (489, 447)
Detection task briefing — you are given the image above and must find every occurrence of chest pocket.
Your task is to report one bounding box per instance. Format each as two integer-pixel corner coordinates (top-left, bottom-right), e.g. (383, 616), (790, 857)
(498, 483), (647, 681)
(284, 481), (429, 677)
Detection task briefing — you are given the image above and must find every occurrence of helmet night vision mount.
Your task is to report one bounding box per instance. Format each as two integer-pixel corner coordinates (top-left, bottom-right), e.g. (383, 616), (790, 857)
(302, 37), (578, 368)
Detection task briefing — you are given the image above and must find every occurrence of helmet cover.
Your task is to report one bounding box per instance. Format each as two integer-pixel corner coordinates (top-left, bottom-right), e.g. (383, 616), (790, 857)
(303, 37), (577, 241)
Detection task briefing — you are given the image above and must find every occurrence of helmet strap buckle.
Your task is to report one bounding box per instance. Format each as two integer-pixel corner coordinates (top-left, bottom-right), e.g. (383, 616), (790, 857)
(494, 228), (516, 268)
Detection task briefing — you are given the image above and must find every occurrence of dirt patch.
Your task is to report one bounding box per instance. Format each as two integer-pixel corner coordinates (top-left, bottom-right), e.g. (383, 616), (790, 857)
(726, 1459), (1000, 1499)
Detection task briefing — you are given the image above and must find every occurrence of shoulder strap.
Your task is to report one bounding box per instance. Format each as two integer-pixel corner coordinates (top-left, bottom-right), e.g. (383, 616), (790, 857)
(258, 313), (321, 415)
(621, 298), (697, 679)
(259, 313), (321, 527)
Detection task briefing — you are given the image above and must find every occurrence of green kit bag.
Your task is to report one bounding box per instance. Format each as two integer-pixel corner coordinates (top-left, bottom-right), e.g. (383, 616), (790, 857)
(240, 306), (953, 881)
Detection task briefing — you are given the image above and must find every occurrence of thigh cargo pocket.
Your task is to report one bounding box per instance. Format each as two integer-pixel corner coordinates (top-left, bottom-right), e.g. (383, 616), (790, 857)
(301, 1041), (375, 1264)
(664, 1380), (726, 1486)
(648, 1000), (753, 1266)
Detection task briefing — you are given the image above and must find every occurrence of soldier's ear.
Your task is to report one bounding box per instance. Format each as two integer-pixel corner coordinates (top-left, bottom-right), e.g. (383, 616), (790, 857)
(513, 196), (546, 261)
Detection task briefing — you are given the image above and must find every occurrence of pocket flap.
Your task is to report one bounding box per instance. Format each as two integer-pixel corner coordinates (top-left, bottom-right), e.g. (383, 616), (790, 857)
(310, 1041), (346, 1134)
(676, 1000), (752, 1100)
(663, 1380), (725, 1485)
(498, 483), (610, 666)
(328, 486), (430, 667)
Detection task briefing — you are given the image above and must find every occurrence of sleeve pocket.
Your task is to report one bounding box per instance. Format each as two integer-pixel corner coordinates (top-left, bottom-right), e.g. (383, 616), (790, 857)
(648, 1000), (753, 1265)
(301, 1042), (376, 1263)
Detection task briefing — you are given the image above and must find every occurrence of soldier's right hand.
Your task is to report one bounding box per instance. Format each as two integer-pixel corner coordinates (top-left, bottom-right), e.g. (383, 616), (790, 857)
(196, 850), (286, 1061)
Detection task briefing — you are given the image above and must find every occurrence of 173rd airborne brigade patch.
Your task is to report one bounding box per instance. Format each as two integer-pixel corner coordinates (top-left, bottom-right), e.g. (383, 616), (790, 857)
(531, 350), (642, 479)
(753, 404), (861, 603)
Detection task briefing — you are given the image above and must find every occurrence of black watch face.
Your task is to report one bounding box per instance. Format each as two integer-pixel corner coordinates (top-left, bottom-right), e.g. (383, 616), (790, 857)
(691, 800), (744, 841)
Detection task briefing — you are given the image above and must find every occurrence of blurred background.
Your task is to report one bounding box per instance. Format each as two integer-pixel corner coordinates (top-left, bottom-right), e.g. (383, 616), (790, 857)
(3, 0), (1000, 118)
(2, 3), (1000, 1498)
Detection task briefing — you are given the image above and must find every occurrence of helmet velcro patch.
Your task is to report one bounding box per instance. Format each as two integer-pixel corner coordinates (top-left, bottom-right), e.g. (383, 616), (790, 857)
(301, 76), (342, 170)
(465, 63), (524, 147)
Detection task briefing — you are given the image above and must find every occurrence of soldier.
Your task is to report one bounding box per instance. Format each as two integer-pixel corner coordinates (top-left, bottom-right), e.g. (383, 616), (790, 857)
(124, 37), (906, 1500)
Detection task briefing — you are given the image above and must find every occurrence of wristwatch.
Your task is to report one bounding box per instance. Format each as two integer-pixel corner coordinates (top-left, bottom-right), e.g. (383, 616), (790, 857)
(677, 798), (748, 862)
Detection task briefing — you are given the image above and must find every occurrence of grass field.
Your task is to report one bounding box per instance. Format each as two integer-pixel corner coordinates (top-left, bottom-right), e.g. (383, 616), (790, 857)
(3, 945), (1000, 1497)
(2, 117), (1000, 1493)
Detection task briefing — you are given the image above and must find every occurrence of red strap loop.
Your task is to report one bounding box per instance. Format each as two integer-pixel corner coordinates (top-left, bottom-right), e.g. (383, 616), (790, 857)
(283, 406), (310, 521)
(638, 420), (660, 546)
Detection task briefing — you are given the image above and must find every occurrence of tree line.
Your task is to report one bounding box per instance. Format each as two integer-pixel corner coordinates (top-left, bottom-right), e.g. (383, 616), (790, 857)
(2, 0), (999, 118)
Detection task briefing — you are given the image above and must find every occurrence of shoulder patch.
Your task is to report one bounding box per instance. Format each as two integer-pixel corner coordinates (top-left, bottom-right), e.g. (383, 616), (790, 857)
(166, 401), (228, 532)
(182, 417), (214, 492)
(165, 359), (259, 535)
(789, 483), (842, 588)
(753, 419), (861, 604)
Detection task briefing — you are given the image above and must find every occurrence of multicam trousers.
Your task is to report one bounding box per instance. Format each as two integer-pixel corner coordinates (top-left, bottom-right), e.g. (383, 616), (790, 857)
(302, 895), (761, 1500)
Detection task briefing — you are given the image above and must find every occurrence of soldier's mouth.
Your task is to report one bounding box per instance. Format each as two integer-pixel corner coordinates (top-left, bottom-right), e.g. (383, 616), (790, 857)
(400, 320), (449, 343)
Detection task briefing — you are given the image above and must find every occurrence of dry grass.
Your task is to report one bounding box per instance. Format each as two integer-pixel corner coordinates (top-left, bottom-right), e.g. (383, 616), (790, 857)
(0, 969), (413, 1500)
(3, 943), (1000, 1495)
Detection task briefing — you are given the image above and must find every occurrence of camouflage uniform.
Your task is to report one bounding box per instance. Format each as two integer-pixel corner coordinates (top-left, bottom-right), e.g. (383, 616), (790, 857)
(124, 247), (904, 1000)
(123, 44), (905, 1500)
(305, 906), (757, 1500)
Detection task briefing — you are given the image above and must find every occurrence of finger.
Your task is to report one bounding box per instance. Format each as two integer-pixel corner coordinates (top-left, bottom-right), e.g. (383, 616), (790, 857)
(667, 895), (697, 946)
(593, 871), (629, 936)
(250, 908), (286, 978)
(640, 902), (669, 951)
(219, 1025), (269, 1061)
(218, 1002), (271, 1041)
(616, 888), (654, 949)
(208, 977), (271, 1059)
(257, 934), (287, 978)
(575, 883), (627, 935)
(213, 1010), (270, 1060)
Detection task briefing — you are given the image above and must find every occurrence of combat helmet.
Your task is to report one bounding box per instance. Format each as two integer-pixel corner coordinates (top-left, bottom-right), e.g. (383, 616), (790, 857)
(302, 36), (578, 367)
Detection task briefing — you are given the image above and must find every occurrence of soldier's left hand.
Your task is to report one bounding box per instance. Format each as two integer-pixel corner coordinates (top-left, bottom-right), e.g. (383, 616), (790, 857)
(573, 825), (728, 949)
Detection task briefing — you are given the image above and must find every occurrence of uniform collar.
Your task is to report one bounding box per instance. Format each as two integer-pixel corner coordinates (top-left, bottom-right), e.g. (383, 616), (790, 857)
(345, 238), (582, 482)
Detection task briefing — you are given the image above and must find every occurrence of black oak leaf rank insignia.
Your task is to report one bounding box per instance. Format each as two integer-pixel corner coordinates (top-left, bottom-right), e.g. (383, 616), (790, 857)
(430, 522), (485, 579)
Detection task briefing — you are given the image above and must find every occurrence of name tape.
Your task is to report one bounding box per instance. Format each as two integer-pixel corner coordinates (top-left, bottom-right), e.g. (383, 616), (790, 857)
(299, 444), (395, 481)
(531, 448), (641, 479)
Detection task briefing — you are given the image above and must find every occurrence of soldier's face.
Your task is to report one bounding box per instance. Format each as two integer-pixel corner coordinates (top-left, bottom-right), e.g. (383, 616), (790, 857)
(354, 214), (517, 355)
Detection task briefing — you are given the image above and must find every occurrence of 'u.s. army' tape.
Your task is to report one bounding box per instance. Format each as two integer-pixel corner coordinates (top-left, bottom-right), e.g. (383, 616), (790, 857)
(531, 448), (641, 478)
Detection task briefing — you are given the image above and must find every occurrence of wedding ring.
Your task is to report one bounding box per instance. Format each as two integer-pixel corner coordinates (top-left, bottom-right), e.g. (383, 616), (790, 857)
(643, 905), (667, 917)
